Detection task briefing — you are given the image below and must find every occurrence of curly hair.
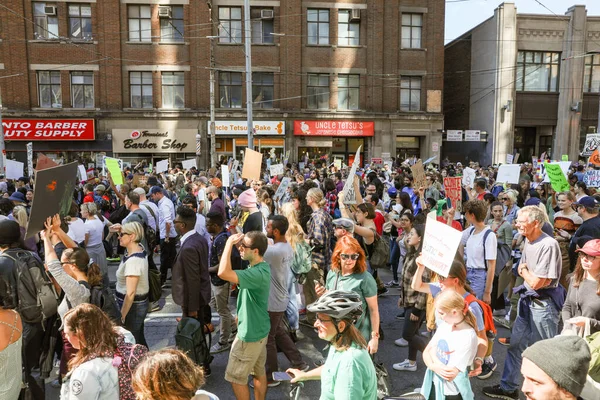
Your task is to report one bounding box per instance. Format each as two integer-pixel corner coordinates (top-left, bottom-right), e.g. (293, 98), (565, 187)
(331, 235), (367, 274)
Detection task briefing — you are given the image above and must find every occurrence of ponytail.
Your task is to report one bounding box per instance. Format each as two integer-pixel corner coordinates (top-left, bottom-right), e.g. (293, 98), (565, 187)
(86, 262), (103, 287)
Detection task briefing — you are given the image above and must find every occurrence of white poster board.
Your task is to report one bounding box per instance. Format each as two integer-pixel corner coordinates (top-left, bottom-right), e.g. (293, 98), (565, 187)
(341, 146), (362, 205)
(6, 160), (24, 180)
(582, 134), (600, 157)
(26, 142), (34, 177)
(156, 159), (169, 174)
(221, 165), (230, 187)
(274, 177), (291, 201)
(78, 165), (87, 182)
(181, 158), (197, 170)
(506, 154), (514, 164)
(462, 167), (476, 188)
(421, 217), (463, 277)
(496, 164), (521, 184)
(269, 163), (284, 177)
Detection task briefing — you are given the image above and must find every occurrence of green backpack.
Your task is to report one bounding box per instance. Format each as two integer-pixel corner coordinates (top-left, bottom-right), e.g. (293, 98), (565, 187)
(291, 242), (314, 276)
(586, 330), (600, 382)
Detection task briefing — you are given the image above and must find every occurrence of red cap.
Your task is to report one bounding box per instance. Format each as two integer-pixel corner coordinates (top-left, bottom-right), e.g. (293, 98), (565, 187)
(576, 239), (600, 257)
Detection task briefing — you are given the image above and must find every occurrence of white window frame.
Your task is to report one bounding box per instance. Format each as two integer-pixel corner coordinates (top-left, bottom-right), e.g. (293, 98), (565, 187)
(37, 71), (62, 108)
(128, 4), (152, 42)
(307, 9), (329, 45)
(161, 71), (185, 109)
(33, 3), (59, 40)
(160, 5), (184, 42)
(130, 71), (154, 108)
(70, 71), (95, 109)
(218, 7), (242, 44)
(401, 13), (422, 49)
(68, 4), (93, 40)
(338, 10), (359, 46)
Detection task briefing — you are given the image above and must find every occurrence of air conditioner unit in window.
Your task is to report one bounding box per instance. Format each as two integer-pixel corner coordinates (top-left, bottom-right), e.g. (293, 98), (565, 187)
(350, 9), (361, 21)
(261, 9), (274, 19)
(44, 6), (57, 16)
(158, 6), (172, 18)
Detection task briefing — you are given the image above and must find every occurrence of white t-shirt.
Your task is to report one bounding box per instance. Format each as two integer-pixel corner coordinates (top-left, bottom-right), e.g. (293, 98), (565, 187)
(116, 254), (149, 296)
(431, 322), (478, 395)
(461, 227), (497, 270)
(67, 218), (86, 244)
(84, 218), (105, 247)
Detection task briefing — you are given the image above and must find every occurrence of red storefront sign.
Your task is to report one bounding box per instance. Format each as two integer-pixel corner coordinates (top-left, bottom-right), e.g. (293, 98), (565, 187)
(2, 119), (95, 140)
(294, 120), (374, 137)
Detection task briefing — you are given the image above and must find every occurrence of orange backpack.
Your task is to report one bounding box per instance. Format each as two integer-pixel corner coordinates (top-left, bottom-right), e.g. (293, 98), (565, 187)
(465, 293), (497, 335)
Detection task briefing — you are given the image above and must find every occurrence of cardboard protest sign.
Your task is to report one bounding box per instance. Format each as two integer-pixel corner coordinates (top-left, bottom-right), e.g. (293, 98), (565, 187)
(421, 217), (463, 277)
(26, 162), (78, 238)
(462, 167), (476, 188)
(443, 177), (462, 212)
(6, 160), (24, 180)
(35, 153), (58, 171)
(514, 153), (520, 164)
(582, 134), (600, 157)
(545, 162), (570, 192)
(341, 146), (361, 205)
(274, 177), (291, 201)
(411, 161), (427, 190)
(584, 170), (600, 188)
(26, 143), (34, 177)
(496, 164), (521, 184)
(181, 158), (197, 170)
(105, 157), (123, 185)
(269, 164), (284, 177)
(156, 159), (169, 174)
(241, 148), (262, 181)
(221, 164), (230, 187)
(132, 174), (148, 187)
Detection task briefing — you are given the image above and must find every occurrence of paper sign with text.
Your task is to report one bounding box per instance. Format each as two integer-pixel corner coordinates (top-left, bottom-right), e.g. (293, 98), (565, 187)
(221, 165), (230, 187)
(105, 157), (124, 185)
(462, 167), (476, 188)
(496, 164), (521, 184)
(411, 160), (427, 190)
(545, 162), (570, 192)
(274, 177), (291, 201)
(584, 170), (600, 188)
(443, 177), (462, 212)
(422, 217), (463, 277)
(6, 160), (24, 180)
(156, 159), (169, 174)
(181, 158), (197, 170)
(342, 146), (362, 204)
(269, 164), (284, 177)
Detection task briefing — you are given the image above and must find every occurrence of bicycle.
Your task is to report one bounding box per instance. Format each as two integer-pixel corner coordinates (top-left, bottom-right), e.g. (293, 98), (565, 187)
(289, 381), (304, 400)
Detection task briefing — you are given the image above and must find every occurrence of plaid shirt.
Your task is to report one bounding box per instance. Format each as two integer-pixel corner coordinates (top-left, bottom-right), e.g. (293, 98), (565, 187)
(307, 208), (333, 271)
(324, 190), (338, 217)
(400, 251), (430, 310)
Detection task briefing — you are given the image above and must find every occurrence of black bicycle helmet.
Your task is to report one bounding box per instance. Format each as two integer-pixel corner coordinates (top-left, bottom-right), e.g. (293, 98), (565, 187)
(307, 290), (363, 321)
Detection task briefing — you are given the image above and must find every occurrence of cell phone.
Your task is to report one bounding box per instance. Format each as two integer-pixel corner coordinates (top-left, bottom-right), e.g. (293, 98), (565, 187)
(446, 198), (452, 209)
(272, 371), (293, 381)
(314, 280), (321, 286)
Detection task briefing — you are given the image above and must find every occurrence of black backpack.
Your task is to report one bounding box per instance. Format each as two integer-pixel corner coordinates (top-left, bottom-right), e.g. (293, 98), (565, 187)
(80, 281), (122, 326)
(1, 250), (58, 324)
(175, 317), (213, 366)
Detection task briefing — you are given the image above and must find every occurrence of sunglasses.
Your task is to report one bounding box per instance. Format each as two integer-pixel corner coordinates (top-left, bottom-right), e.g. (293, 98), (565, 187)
(118, 232), (131, 238)
(340, 253), (359, 261)
(238, 242), (256, 250)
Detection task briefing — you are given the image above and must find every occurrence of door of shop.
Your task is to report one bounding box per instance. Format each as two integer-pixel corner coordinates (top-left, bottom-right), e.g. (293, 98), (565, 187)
(396, 136), (420, 160)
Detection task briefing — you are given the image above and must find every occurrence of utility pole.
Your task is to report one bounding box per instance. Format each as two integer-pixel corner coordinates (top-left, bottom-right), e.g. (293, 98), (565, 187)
(244, 0), (254, 150)
(208, 2), (217, 169)
(0, 87), (5, 175)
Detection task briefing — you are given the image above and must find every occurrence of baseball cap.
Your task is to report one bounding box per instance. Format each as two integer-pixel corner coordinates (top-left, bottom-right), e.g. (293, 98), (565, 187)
(387, 187), (398, 197)
(95, 184), (106, 193)
(524, 197), (541, 206)
(574, 196), (599, 209)
(148, 186), (163, 196)
(576, 239), (600, 257)
(133, 187), (146, 196)
(332, 218), (355, 233)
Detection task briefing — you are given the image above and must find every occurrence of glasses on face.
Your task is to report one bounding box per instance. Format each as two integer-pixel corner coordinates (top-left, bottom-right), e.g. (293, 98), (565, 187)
(118, 232), (131, 238)
(501, 198), (508, 202)
(238, 241), (255, 250)
(340, 253), (359, 261)
(316, 316), (334, 324)
(581, 253), (598, 261)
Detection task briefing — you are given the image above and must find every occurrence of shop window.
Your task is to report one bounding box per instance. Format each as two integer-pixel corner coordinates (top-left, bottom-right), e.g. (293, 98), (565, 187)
(37, 71), (62, 108)
(516, 51), (560, 92)
(161, 72), (185, 109)
(307, 73), (329, 109)
(68, 4), (92, 40)
(400, 76), (421, 112)
(584, 54), (600, 93)
(252, 72), (274, 109)
(33, 3), (59, 40)
(128, 5), (152, 42)
(307, 9), (329, 45)
(219, 7), (242, 44)
(338, 10), (359, 46)
(251, 8), (274, 44)
(130, 71), (153, 109)
(337, 74), (359, 110)
(71, 72), (94, 108)
(401, 13), (422, 49)
(219, 71), (243, 108)
(160, 5), (184, 42)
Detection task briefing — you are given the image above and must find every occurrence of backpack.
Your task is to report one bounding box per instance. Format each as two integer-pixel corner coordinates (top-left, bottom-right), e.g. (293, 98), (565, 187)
(465, 293), (497, 336)
(113, 336), (148, 400)
(80, 280), (122, 326)
(141, 205), (158, 249)
(369, 231), (390, 270)
(176, 317), (213, 367)
(291, 241), (314, 276)
(1, 250), (58, 324)
(586, 330), (600, 382)
(94, 194), (110, 213)
(468, 226), (512, 276)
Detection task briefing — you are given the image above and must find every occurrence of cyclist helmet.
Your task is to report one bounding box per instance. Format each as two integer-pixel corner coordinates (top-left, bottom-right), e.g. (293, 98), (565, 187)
(307, 290), (363, 322)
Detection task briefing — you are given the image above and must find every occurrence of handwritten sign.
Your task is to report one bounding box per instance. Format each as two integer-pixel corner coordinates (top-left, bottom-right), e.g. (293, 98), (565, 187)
(26, 142), (34, 177)
(506, 154), (514, 164)
(342, 146), (362, 204)
(443, 177), (462, 212)
(269, 163), (284, 177)
(496, 164), (521, 184)
(78, 165), (87, 182)
(545, 162), (570, 192)
(105, 157), (123, 185)
(274, 177), (291, 201)
(421, 217), (463, 277)
(462, 167), (476, 188)
(591, 149), (600, 167)
(582, 134), (600, 157)
(584, 170), (600, 188)
(561, 155), (569, 162)
(411, 160), (427, 190)
(334, 159), (342, 170)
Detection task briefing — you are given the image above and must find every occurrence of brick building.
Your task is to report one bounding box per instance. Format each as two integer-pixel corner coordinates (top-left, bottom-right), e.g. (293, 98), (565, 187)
(0, 0), (445, 169)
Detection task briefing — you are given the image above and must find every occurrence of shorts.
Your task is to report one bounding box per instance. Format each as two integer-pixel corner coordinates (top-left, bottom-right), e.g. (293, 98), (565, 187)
(224, 336), (268, 385)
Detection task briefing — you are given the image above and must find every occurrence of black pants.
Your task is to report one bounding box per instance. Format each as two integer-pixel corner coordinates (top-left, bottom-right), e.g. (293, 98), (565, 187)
(22, 321), (45, 399)
(490, 275), (505, 311)
(402, 307), (428, 361)
(159, 238), (177, 284)
(428, 390), (463, 400)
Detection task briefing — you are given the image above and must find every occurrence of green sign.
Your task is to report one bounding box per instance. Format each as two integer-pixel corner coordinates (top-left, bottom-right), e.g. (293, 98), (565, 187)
(562, 154), (569, 161)
(545, 163), (570, 192)
(105, 158), (123, 185)
(149, 163), (153, 173)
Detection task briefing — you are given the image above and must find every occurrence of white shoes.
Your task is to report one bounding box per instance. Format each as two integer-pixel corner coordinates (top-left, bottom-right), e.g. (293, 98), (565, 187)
(394, 337), (409, 347)
(393, 359), (417, 372)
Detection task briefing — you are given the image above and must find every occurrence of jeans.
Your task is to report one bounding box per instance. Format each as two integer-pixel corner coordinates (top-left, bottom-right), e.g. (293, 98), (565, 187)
(390, 237), (400, 282)
(266, 311), (305, 377)
(210, 282), (234, 345)
(285, 272), (299, 331)
(159, 238), (178, 283)
(500, 297), (559, 392)
(466, 268), (487, 299)
(117, 296), (149, 347)
(402, 307), (428, 361)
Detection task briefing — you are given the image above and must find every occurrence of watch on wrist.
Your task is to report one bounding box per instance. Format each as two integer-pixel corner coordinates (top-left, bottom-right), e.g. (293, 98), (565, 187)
(473, 356), (484, 365)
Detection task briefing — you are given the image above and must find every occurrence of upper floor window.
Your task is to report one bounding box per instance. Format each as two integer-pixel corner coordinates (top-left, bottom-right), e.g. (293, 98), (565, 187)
(160, 5), (184, 42)
(338, 74), (359, 110)
(516, 51), (560, 92)
(252, 72), (274, 109)
(338, 10), (360, 46)
(219, 7), (242, 44)
(37, 71), (61, 108)
(584, 54), (600, 93)
(401, 13), (422, 49)
(400, 76), (421, 112)
(128, 5), (152, 42)
(71, 72), (94, 108)
(307, 9), (329, 45)
(307, 73), (329, 109)
(68, 4), (92, 40)
(251, 8), (274, 44)
(219, 72), (243, 108)
(161, 72), (185, 109)
(130, 72), (153, 109)
(33, 3), (59, 39)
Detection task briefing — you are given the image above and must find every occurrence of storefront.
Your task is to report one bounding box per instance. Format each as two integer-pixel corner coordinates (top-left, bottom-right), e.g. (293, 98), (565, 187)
(2, 118), (105, 166)
(208, 121), (286, 161)
(395, 136), (421, 160)
(293, 120), (373, 166)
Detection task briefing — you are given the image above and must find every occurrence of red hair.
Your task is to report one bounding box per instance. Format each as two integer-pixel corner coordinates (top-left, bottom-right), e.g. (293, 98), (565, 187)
(331, 235), (367, 274)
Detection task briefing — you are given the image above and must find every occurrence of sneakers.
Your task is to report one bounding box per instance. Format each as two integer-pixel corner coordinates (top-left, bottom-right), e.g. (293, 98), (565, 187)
(498, 337), (510, 346)
(377, 287), (389, 296)
(314, 358), (326, 367)
(477, 360), (497, 380)
(385, 280), (399, 288)
(492, 309), (506, 317)
(482, 384), (519, 400)
(107, 256), (121, 262)
(392, 359), (417, 372)
(249, 380), (281, 388)
(494, 316), (511, 330)
(148, 302), (161, 313)
(210, 341), (231, 354)
(394, 338), (409, 347)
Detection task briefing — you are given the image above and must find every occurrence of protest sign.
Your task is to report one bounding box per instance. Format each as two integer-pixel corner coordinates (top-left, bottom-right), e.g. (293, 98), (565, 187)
(584, 170), (600, 188)
(221, 165), (230, 187)
(78, 165), (87, 182)
(269, 163), (284, 177)
(26, 142), (34, 177)
(443, 177), (462, 212)
(334, 159), (342, 170)
(181, 158), (197, 170)
(242, 148), (263, 181)
(342, 146), (362, 204)
(411, 160), (427, 190)
(462, 167), (476, 188)
(561, 155), (569, 162)
(545, 162), (570, 192)
(582, 134), (600, 157)
(6, 160), (24, 180)
(36, 153), (58, 171)
(514, 153), (520, 164)
(496, 164), (521, 184)
(506, 154), (514, 164)
(156, 159), (169, 174)
(542, 161), (570, 184)
(132, 174), (148, 187)
(591, 149), (600, 167)
(423, 156), (437, 165)
(421, 217), (463, 277)
(274, 177), (291, 201)
(27, 162), (78, 238)
(105, 157), (124, 185)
